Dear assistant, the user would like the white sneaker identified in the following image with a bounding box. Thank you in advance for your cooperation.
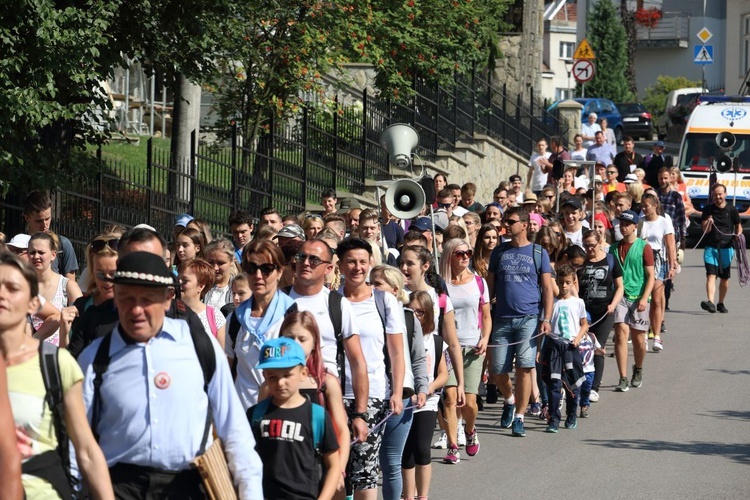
[457,423,466,447]
[589,390,600,403]
[432,432,447,449]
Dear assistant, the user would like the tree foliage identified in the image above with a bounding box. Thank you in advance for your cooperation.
[0,0,118,190]
[579,0,633,102]
[643,75,702,118]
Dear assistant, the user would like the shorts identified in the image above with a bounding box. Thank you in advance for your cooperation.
[613,297,650,332]
[447,347,484,394]
[653,250,668,281]
[344,398,387,491]
[704,246,734,280]
[489,315,539,374]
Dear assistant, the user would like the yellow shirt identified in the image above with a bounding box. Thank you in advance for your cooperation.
[8,348,83,499]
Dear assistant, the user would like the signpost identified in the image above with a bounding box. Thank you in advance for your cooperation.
[572,39,596,98]
[695,27,714,88]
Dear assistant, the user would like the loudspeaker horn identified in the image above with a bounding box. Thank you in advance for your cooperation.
[716,131,736,150]
[716,155,733,173]
[380,124,419,169]
[384,179,426,220]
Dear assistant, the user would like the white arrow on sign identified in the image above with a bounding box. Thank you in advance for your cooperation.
[572,59,595,83]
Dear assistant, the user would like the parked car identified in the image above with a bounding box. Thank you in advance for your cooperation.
[616,102,653,140]
[547,98,624,144]
[655,87,707,140]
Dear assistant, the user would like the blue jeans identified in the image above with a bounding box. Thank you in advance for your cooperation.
[580,372,595,406]
[490,315,539,373]
[378,398,413,500]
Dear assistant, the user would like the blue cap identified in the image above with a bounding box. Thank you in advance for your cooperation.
[411,216,445,233]
[617,210,640,225]
[653,141,665,148]
[175,213,194,227]
[257,338,306,369]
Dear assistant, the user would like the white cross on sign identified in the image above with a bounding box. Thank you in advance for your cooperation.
[572,59,595,83]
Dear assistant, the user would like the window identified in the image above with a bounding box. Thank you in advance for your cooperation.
[559,42,575,60]
[744,15,750,75]
[556,88,573,101]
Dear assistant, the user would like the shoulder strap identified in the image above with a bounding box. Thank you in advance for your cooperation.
[311,402,326,452]
[91,332,114,442]
[187,317,217,455]
[206,306,218,336]
[39,342,71,478]
[61,276,69,305]
[438,293,447,311]
[404,309,415,352]
[475,275,485,303]
[327,291,345,391]
[250,398,272,437]
[433,334,444,380]
[228,312,241,379]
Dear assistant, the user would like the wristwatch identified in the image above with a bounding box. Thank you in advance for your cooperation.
[542,318,551,323]
[350,411,368,420]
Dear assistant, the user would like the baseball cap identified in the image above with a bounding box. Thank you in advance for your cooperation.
[593,175,603,183]
[257,337,306,369]
[175,213,194,227]
[562,197,583,211]
[624,173,639,184]
[617,210,640,225]
[7,234,30,250]
[653,141,665,148]
[411,216,445,233]
[110,251,174,287]
[277,224,305,240]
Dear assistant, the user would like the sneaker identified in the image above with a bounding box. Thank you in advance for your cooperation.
[545,420,559,433]
[589,390,600,403]
[717,303,729,313]
[432,432,447,449]
[500,402,515,428]
[580,405,590,418]
[511,418,526,437]
[631,365,643,388]
[485,384,498,404]
[647,329,655,340]
[661,321,667,332]
[530,402,542,416]
[539,404,549,421]
[457,422,466,447]
[443,446,460,464]
[565,414,578,429]
[465,428,480,456]
[652,338,663,352]
[615,377,629,392]
[701,300,717,313]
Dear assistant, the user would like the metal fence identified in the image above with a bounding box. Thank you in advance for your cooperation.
[1,70,563,261]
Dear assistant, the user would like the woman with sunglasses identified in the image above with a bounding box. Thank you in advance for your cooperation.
[227,239,295,409]
[439,238,490,463]
[177,258,226,348]
[28,233,82,347]
[302,214,324,240]
[472,223,499,280]
[578,229,624,406]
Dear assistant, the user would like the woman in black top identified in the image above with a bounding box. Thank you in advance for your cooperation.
[578,229,624,399]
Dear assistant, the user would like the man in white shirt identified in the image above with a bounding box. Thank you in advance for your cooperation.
[528,138,552,194]
[581,112,602,148]
[289,239,370,442]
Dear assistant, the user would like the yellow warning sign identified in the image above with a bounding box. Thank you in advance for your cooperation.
[573,38,596,60]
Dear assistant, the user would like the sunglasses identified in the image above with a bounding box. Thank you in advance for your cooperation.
[607,171,618,175]
[544,195,555,199]
[95,272,115,281]
[504,219,521,226]
[294,252,331,267]
[90,238,119,253]
[9,247,27,255]
[453,249,473,259]
[305,214,323,220]
[245,262,279,277]
[438,202,452,209]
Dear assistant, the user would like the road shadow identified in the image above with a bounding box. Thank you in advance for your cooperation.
[584,438,750,465]
[699,409,750,422]
[706,368,750,376]
[664,309,709,316]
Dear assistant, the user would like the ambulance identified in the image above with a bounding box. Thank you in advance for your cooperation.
[677,96,750,240]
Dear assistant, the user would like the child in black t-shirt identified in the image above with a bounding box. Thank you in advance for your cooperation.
[249,337,340,500]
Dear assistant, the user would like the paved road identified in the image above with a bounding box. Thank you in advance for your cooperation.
[427,248,750,499]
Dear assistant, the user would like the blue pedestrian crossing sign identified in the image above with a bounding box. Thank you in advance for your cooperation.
[694,45,713,65]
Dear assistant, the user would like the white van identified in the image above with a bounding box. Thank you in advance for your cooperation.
[678,96,750,240]
[656,87,707,139]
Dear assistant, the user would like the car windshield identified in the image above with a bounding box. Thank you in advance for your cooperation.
[679,133,750,172]
[617,103,643,113]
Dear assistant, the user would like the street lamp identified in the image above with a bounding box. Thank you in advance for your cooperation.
[564,59,574,99]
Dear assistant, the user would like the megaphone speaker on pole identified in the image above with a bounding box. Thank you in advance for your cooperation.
[716,131,736,150]
[380,124,419,170]
[384,179,426,220]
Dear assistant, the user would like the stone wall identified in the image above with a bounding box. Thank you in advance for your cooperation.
[492,0,544,99]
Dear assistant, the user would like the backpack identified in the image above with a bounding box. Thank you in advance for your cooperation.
[90,314,217,456]
[21,342,77,499]
[250,398,326,453]
[373,290,417,398]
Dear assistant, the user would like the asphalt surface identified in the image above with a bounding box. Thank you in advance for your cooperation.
[427,248,750,499]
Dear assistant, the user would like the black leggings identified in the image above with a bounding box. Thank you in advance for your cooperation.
[588,309,614,393]
[402,410,437,468]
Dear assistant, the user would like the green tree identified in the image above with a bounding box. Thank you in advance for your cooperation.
[579,0,632,102]
[643,75,702,118]
[0,0,119,191]
[620,0,638,97]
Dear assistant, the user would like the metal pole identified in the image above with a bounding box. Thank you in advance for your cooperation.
[161,79,167,138]
[429,205,439,270]
[149,74,155,136]
[124,64,130,134]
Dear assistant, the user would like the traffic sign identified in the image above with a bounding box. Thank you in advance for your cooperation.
[573,39,596,60]
[694,45,714,65]
[572,59,595,83]
[697,27,713,44]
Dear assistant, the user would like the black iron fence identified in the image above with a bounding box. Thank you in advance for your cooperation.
[1,70,564,261]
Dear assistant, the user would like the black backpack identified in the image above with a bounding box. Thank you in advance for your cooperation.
[20,342,77,499]
[90,309,217,456]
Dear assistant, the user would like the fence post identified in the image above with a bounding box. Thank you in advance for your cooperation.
[231,122,238,211]
[471,66,476,138]
[361,88,368,185]
[146,138,153,226]
[502,83,507,141]
[97,146,103,233]
[189,130,197,215]
[515,93,522,151]
[333,95,339,187]
[300,109,307,211]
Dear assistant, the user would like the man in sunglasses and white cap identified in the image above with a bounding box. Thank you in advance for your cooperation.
[77,251,263,498]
